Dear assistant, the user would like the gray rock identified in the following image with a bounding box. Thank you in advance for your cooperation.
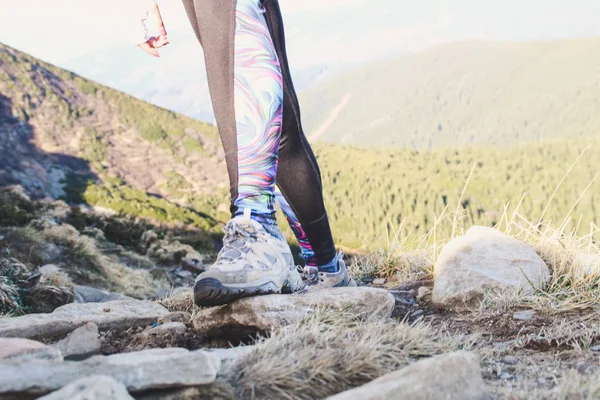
[388,289,416,307]
[52,322,101,361]
[74,285,131,303]
[38,376,133,400]
[0,348,220,396]
[192,287,395,341]
[372,278,386,286]
[0,300,169,340]
[326,351,486,400]
[513,310,536,321]
[38,243,63,264]
[206,346,255,364]
[181,251,206,274]
[433,226,550,311]
[0,338,62,362]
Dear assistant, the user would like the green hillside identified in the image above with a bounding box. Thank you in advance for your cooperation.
[300,38,600,149]
[0,42,229,232]
[316,140,599,250]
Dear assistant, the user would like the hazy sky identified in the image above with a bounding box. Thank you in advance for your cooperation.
[2,0,600,121]
[2,0,600,67]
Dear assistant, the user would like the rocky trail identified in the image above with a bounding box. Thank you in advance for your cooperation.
[1,187,600,399]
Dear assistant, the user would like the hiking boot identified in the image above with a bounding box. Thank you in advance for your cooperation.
[303,252,357,292]
[194,212,304,307]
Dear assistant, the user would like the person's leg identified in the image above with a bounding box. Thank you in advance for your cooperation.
[184,0,303,306]
[262,0,347,273]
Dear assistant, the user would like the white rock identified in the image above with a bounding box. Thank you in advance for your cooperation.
[192,287,395,340]
[0,348,220,396]
[0,300,169,340]
[326,351,485,400]
[38,376,133,400]
[433,226,550,311]
[53,322,101,360]
[0,338,62,362]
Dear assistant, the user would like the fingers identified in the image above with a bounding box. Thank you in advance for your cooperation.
[138,42,160,57]
[148,35,169,49]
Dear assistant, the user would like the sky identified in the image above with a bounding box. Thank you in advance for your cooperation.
[2,0,600,120]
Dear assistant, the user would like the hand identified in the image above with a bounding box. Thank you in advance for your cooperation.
[138,0,169,57]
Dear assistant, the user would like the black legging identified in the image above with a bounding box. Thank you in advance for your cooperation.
[182,0,336,266]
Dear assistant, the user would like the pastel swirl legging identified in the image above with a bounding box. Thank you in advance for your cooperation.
[183,0,335,266]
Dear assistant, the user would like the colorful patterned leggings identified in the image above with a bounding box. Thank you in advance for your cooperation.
[233,0,315,264]
[182,0,335,267]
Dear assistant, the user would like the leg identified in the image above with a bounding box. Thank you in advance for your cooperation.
[185,0,303,306]
[262,0,338,268]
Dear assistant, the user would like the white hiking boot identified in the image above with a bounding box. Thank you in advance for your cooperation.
[194,211,304,307]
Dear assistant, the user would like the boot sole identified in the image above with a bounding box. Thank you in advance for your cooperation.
[194,275,300,307]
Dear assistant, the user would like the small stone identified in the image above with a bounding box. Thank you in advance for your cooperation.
[52,322,100,361]
[433,226,550,311]
[388,290,416,307]
[416,286,432,302]
[326,351,485,400]
[192,287,395,341]
[74,285,131,304]
[372,278,386,286]
[38,375,133,400]
[503,356,518,365]
[589,345,600,352]
[513,310,536,321]
[0,338,62,362]
[499,371,513,380]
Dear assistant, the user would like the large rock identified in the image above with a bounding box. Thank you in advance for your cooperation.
[0,348,220,396]
[52,322,101,360]
[38,376,133,400]
[326,351,485,400]
[433,226,550,311]
[0,338,62,362]
[193,287,395,340]
[0,300,169,340]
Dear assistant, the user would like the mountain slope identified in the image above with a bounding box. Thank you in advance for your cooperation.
[0,42,228,229]
[300,37,600,148]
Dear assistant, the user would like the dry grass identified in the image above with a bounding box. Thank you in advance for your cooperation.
[157,288,199,315]
[355,148,600,317]
[228,309,467,400]
[0,276,20,315]
[38,224,164,299]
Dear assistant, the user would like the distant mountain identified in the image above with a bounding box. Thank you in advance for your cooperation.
[65,44,331,123]
[300,37,600,149]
